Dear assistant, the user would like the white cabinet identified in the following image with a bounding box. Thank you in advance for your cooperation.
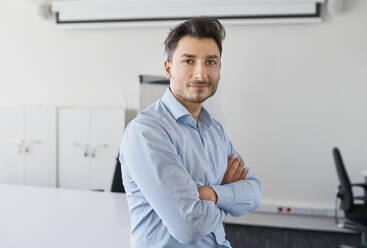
[0,107,57,187]
[58,108,125,192]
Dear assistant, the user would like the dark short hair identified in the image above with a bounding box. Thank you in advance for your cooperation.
[164,17,226,61]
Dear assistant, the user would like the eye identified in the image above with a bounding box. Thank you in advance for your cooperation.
[183,59,193,64]
[207,60,217,65]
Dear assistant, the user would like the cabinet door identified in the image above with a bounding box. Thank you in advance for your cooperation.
[0,108,25,185]
[90,109,125,192]
[24,107,57,187]
[59,108,90,190]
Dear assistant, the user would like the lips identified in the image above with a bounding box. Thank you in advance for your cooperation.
[189,84,210,89]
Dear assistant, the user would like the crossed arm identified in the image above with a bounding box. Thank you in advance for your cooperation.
[198,154,248,203]
[199,153,262,217]
[205,121,263,217]
[121,120,262,244]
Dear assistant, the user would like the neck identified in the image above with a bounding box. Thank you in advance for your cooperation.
[171,90,201,120]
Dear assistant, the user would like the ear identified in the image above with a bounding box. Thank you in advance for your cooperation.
[164,60,172,79]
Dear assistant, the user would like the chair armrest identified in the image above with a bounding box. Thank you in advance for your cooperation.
[352,183,367,189]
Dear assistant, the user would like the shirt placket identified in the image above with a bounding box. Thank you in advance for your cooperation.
[198,123,217,185]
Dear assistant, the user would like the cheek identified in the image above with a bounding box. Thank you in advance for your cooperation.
[173,67,192,82]
[209,70,220,83]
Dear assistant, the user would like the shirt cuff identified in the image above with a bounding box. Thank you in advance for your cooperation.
[211,184,234,210]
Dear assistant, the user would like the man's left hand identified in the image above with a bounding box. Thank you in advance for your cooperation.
[198,186,218,203]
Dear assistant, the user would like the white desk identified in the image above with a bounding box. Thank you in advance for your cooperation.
[0,185,131,248]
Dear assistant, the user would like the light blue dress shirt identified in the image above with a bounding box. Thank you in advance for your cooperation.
[120,88,262,248]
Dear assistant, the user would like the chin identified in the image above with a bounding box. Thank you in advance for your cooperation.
[188,95,210,104]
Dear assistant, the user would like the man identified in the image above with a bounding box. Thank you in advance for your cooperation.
[120,17,262,248]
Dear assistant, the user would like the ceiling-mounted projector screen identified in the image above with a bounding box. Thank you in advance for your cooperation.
[51,0,325,27]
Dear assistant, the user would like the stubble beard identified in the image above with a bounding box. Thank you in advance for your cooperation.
[172,78,218,104]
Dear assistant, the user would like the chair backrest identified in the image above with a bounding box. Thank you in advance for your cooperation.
[111,153,125,193]
[333,147,353,211]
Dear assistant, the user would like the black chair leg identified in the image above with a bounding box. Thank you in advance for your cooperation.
[362,232,367,248]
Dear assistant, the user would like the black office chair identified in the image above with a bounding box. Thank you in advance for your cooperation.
[111,153,125,193]
[333,147,367,247]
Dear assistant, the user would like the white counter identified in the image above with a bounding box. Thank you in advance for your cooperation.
[0,185,131,248]
[225,212,351,233]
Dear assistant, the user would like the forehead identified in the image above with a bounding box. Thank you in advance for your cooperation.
[173,35,220,59]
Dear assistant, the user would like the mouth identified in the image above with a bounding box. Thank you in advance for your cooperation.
[189,84,210,90]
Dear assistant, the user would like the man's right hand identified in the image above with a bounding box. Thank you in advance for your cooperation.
[221,154,247,185]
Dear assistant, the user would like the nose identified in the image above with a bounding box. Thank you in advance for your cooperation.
[193,61,208,81]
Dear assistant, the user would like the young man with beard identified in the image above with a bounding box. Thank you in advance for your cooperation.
[120,17,262,248]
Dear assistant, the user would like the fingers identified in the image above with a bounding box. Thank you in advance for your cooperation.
[227,154,236,168]
[228,157,241,178]
[223,155,246,185]
[234,161,244,180]
[239,167,248,180]
[224,154,236,176]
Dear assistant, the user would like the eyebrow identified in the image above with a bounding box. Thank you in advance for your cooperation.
[181,53,219,59]
[206,55,219,59]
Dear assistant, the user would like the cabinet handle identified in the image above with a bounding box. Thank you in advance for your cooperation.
[29,139,42,144]
[74,142,90,147]
[74,142,82,147]
[10,139,24,145]
[74,142,91,158]
[21,140,43,154]
[91,143,109,148]
[89,144,108,158]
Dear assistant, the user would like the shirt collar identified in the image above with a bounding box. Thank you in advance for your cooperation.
[161,88,213,128]
[197,106,212,129]
[161,88,190,120]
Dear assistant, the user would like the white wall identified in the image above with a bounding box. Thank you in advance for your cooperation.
[1,0,367,209]
[1,0,167,108]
